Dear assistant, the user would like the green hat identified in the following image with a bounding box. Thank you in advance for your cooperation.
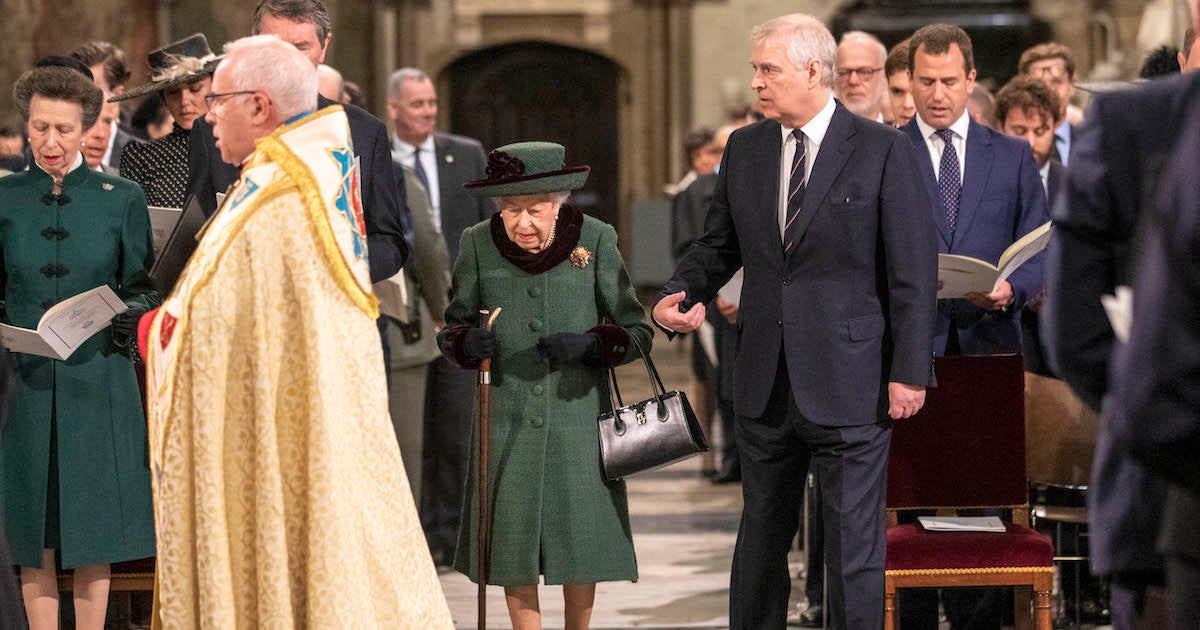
[464,141,589,197]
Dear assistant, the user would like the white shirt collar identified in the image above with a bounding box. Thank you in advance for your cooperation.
[780,95,837,146]
[915,109,971,142]
[393,134,435,156]
[68,152,84,173]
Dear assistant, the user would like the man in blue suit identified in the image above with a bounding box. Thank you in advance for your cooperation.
[900,24,1048,358]
[654,13,937,629]
[897,24,1048,630]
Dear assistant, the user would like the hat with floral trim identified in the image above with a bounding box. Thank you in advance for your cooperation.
[464,141,589,197]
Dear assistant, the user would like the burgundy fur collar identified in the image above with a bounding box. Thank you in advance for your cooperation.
[489,205,584,275]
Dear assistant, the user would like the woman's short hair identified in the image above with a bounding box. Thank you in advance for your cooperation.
[13,65,104,130]
[750,14,837,88]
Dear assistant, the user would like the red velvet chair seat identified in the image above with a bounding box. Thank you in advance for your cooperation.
[887,523,1053,571]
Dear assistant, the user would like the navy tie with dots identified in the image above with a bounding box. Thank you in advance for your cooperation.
[935,128,961,234]
[782,129,807,253]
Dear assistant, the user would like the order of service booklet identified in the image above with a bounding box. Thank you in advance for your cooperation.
[0,285,128,360]
[147,205,184,259]
[918,516,1007,533]
[937,221,1053,300]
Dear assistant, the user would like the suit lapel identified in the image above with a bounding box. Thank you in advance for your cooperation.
[434,133,454,212]
[954,119,994,246]
[786,104,854,260]
[756,121,783,255]
[901,119,951,249]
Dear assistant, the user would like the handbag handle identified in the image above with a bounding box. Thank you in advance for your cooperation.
[605,332,667,412]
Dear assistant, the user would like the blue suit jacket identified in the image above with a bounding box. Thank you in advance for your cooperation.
[900,117,1049,355]
[662,102,938,424]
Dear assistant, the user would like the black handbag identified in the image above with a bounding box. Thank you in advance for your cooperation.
[597,335,709,480]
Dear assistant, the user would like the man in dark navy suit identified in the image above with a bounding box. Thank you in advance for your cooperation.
[900,24,1048,359]
[1116,105,1200,628]
[186,0,407,283]
[897,24,1048,629]
[654,13,937,629]
[1043,67,1200,628]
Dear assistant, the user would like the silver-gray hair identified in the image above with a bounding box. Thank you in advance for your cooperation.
[839,30,888,67]
[222,35,317,120]
[492,191,570,208]
[751,14,837,88]
[387,67,431,100]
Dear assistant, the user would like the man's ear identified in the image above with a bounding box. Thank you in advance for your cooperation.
[317,33,332,65]
[250,93,273,125]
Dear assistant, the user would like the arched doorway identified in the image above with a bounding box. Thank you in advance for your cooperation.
[446,42,622,229]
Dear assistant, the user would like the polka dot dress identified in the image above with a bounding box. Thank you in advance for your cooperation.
[119,124,191,209]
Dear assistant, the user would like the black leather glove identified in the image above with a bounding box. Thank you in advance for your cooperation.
[463,328,500,360]
[110,307,147,358]
[537,332,602,371]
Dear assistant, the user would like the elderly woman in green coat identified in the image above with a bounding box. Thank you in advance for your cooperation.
[439,142,652,629]
[0,58,157,630]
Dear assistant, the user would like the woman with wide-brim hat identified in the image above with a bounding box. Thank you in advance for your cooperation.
[111,33,219,208]
[438,142,653,629]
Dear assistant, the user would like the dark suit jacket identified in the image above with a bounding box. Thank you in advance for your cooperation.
[1043,73,1200,576]
[429,132,491,265]
[671,172,716,263]
[662,102,938,425]
[1116,107,1200,562]
[901,117,1049,356]
[106,127,138,171]
[186,95,407,282]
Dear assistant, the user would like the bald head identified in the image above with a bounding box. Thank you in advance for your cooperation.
[317,64,345,102]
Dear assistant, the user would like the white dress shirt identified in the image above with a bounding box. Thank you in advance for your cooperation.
[777,95,837,239]
[1038,161,1050,196]
[915,110,970,186]
[1054,119,1071,167]
[392,134,442,228]
[101,120,117,168]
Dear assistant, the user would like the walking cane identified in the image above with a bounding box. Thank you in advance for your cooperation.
[477,307,501,630]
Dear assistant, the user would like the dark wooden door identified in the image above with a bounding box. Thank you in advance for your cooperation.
[448,42,621,229]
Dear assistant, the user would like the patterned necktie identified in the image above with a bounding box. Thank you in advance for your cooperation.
[782,129,807,252]
[935,128,961,234]
[412,146,432,202]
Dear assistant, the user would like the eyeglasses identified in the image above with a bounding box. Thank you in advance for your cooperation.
[835,66,882,80]
[204,90,258,110]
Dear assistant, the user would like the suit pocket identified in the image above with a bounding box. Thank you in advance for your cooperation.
[827,192,870,214]
[845,314,885,341]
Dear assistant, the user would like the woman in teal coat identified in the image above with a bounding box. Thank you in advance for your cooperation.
[0,59,157,630]
[439,142,652,629]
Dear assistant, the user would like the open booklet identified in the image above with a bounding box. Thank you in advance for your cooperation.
[918,516,1006,533]
[0,286,128,360]
[937,221,1053,299]
[148,205,183,259]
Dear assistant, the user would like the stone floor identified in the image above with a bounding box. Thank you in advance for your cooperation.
[439,339,808,629]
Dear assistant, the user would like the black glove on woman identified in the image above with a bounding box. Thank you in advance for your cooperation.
[537,332,602,371]
[463,328,500,360]
[110,307,147,359]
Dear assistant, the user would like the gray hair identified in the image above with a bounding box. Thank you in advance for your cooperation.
[387,67,431,100]
[222,35,317,120]
[751,14,837,88]
[492,191,570,208]
[839,30,887,67]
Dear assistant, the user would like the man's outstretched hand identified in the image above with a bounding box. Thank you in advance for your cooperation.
[652,291,706,333]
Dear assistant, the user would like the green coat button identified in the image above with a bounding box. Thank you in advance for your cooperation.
[529,286,541,298]
[532,416,544,427]
[529,320,542,332]
[532,385,544,396]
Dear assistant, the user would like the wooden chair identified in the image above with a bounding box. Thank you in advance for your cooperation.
[884,355,1053,630]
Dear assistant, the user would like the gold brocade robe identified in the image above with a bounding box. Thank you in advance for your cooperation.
[144,107,453,628]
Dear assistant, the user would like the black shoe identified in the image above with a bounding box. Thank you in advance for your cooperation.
[798,604,823,627]
[711,469,741,484]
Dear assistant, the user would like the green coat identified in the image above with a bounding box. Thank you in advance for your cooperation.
[0,162,158,569]
[439,214,652,586]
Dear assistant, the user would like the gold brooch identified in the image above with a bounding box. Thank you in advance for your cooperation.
[101,183,114,191]
[570,246,592,269]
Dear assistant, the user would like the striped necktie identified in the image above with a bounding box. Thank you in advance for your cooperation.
[782,129,806,253]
